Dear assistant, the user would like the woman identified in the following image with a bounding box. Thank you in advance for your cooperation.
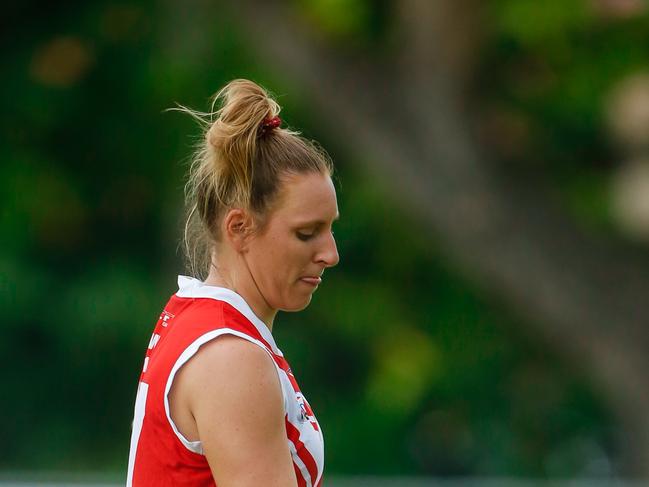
[127,79,339,487]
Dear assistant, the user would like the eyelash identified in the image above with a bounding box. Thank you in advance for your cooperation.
[296,230,335,242]
[296,231,314,241]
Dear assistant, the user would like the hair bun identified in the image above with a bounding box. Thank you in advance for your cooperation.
[207,79,280,150]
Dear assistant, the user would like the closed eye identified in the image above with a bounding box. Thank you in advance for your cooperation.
[296,231,314,242]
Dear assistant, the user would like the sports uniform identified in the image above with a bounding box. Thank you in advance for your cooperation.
[127,276,324,487]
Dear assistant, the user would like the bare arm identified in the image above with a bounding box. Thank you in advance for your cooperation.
[172,335,297,487]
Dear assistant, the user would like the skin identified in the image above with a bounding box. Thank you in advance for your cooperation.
[169,171,339,487]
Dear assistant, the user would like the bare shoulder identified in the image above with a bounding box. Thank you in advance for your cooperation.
[170,334,284,433]
[188,334,276,373]
[181,334,283,406]
[177,334,295,485]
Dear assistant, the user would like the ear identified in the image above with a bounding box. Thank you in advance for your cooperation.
[222,208,254,252]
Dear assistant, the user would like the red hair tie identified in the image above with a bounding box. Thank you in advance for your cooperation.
[261,116,281,131]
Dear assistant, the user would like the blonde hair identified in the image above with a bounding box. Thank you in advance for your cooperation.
[177,79,333,278]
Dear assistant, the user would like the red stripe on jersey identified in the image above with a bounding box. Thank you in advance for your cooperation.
[286,418,318,486]
[293,463,307,487]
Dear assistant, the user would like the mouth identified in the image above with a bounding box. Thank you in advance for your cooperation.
[300,276,322,287]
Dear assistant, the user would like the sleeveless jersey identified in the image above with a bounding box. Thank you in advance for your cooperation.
[127,276,324,487]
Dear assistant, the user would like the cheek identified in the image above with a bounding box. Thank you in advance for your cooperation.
[251,233,313,296]
[274,247,310,296]
[253,236,296,285]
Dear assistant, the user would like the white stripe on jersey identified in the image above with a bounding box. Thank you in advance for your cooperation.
[126,382,149,487]
[288,438,313,487]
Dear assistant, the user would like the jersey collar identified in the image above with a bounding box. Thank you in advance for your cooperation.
[175,275,283,356]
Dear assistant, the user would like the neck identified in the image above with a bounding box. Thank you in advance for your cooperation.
[204,261,277,332]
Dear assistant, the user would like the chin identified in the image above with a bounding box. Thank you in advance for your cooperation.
[280,295,313,313]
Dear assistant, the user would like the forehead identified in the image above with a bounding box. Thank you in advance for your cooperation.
[272,172,338,223]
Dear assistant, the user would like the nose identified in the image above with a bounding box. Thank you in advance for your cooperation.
[316,231,339,268]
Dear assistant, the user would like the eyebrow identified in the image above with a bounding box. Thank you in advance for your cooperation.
[295,214,340,227]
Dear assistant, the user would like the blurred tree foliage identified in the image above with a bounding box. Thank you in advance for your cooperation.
[479,0,649,232]
[3,0,647,478]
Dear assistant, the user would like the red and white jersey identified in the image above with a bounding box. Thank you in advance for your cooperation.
[127,276,324,487]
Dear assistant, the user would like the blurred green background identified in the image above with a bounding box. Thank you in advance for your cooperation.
[3,0,649,482]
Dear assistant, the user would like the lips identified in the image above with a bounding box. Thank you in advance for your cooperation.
[300,276,322,286]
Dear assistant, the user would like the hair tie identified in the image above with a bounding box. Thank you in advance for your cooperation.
[261,116,281,132]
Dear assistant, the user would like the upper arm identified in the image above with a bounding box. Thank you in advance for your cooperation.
[179,335,297,487]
